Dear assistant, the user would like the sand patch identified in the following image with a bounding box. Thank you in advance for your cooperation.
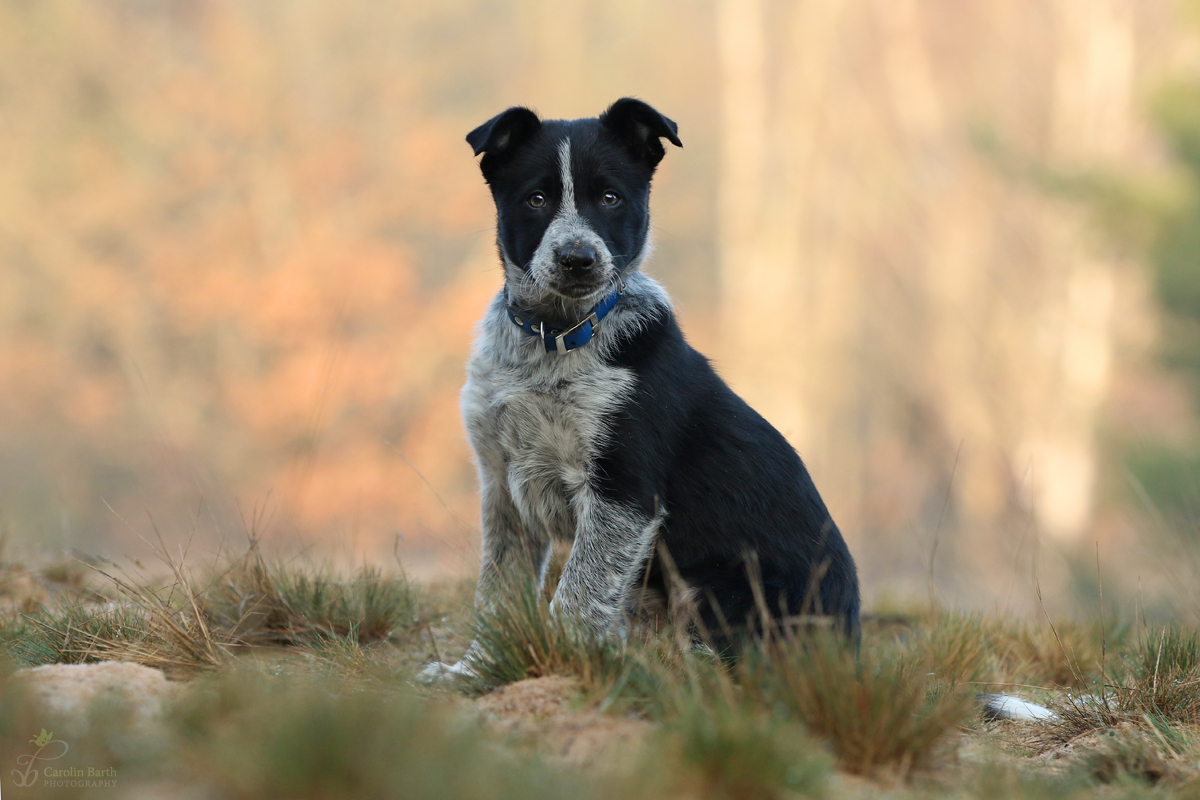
[475,676,650,767]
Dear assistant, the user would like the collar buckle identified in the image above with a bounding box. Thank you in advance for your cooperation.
[509,278,624,355]
[550,311,602,355]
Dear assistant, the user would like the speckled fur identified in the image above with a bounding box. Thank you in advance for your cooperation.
[464,270,669,629]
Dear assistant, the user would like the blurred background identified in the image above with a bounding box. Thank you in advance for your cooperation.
[5,0,1200,618]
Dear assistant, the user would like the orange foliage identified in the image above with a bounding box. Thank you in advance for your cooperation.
[0,1,523,570]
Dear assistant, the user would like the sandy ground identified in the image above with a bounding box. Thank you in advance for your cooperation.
[474,675,650,767]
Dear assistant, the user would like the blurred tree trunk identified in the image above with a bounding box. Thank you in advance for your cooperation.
[1015,0,1133,540]
[716,0,1151,603]
[716,0,847,449]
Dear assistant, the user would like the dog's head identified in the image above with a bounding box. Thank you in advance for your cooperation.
[467,98,681,319]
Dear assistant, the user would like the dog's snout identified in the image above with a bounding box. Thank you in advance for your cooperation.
[556,243,597,271]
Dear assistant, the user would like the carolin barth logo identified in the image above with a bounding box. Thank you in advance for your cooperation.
[11,729,118,789]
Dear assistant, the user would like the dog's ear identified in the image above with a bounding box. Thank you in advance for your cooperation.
[466,107,542,174]
[599,98,682,170]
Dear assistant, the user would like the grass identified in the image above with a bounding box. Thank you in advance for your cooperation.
[202,538,419,648]
[462,583,978,779]
[459,580,639,696]
[6,562,224,675]
[7,601,160,667]
[1033,625,1200,761]
[659,693,832,799]
[0,664,604,800]
[1074,729,1182,786]
[1123,627,1200,720]
[169,672,596,800]
[4,545,1200,798]
[915,612,1106,690]
[739,632,976,778]
[1,537,420,676]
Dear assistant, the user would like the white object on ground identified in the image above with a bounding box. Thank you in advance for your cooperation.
[977,692,1057,721]
[419,659,477,684]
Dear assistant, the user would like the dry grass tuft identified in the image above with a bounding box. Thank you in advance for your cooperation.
[7,555,226,675]
[1,538,418,675]
[917,612,1104,690]
[9,602,159,667]
[1074,727,1186,786]
[460,581,638,697]
[660,689,832,800]
[1036,626,1200,752]
[202,538,417,648]
[744,632,976,778]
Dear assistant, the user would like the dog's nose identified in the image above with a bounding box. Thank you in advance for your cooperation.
[556,244,597,271]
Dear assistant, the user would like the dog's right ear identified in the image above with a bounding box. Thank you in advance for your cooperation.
[466,107,542,175]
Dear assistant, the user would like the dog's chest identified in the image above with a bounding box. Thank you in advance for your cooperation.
[465,339,635,537]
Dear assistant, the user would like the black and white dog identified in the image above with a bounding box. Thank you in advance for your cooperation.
[424,99,859,679]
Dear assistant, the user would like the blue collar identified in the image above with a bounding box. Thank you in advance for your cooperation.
[507,281,624,354]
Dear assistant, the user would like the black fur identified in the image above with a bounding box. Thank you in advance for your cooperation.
[601,305,860,643]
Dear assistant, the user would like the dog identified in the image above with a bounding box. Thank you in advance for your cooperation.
[422,98,860,681]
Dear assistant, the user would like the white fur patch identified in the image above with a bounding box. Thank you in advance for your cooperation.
[558,138,576,213]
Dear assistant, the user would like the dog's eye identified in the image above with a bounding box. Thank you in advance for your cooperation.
[601,191,621,207]
[527,192,547,209]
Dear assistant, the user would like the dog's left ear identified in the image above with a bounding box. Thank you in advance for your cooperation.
[600,98,682,171]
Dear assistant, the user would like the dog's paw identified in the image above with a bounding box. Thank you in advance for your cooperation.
[418,659,477,685]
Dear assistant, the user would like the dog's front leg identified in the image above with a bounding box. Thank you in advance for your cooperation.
[474,474,552,611]
[551,493,658,634]
[421,472,549,683]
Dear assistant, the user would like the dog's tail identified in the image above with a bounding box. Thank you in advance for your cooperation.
[976,693,1056,721]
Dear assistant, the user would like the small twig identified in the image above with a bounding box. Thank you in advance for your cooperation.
[1139,574,1148,632]
[1152,627,1166,696]
[627,494,664,631]
[928,440,963,612]
[1034,567,1086,688]
[424,620,443,667]
[1003,459,1035,610]
[1097,542,1107,711]
[743,550,774,643]
[965,680,1057,692]
[381,437,477,544]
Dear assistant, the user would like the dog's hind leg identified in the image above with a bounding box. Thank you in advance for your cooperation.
[550,493,660,634]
